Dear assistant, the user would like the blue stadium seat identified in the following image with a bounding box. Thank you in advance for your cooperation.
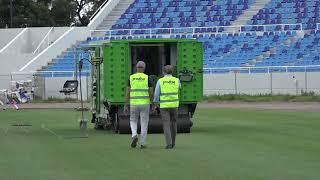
[43,0,320,74]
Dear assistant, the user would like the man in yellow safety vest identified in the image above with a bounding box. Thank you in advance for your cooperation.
[153,65,181,149]
[124,61,153,149]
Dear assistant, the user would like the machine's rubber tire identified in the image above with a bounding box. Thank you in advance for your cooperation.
[91,114,96,123]
[94,121,104,130]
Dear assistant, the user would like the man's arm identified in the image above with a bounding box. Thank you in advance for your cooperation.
[148,77,154,102]
[125,86,130,106]
[153,80,160,103]
[148,87,154,103]
[125,79,131,106]
[124,86,130,114]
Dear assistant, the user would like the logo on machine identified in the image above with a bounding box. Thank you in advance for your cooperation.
[163,80,176,85]
[133,77,145,81]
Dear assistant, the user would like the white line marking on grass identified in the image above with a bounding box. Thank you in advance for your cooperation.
[4,127,9,135]
[21,127,29,135]
[41,124,63,139]
[1,127,9,135]
[63,133,89,139]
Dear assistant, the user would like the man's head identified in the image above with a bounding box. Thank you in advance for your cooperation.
[136,61,146,73]
[163,65,173,75]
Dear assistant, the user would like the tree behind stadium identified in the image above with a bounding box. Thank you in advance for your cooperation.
[0,0,106,28]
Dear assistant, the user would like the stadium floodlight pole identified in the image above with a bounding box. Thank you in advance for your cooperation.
[10,0,13,28]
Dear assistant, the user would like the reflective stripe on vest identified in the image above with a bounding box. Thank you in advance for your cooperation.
[159,76,179,108]
[130,73,150,105]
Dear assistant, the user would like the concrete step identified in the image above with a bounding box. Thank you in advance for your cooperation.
[91,32,108,37]
[101,15,118,19]
[100,21,117,25]
[38,0,129,72]
[250,32,305,67]
[99,21,114,24]
[95,0,135,34]
[225,0,272,32]
[95,26,113,31]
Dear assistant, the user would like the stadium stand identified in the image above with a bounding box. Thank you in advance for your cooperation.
[200,31,296,67]
[43,45,91,76]
[41,0,320,74]
[247,0,320,30]
[111,0,255,30]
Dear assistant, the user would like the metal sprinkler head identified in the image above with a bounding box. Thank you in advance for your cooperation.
[79,119,88,130]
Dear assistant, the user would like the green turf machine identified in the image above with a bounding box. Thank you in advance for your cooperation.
[87,39,203,134]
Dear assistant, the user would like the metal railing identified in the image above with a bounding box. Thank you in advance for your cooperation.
[89,0,110,22]
[204,66,320,95]
[1,71,91,100]
[33,27,54,54]
[90,23,303,38]
[11,71,90,78]
[316,23,320,30]
[203,65,320,74]
[13,66,320,77]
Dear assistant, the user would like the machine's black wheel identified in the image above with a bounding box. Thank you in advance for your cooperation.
[94,125,104,130]
[91,114,96,123]
[94,120,104,130]
[113,113,119,133]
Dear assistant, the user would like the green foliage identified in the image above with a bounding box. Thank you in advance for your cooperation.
[51,0,77,26]
[0,0,107,28]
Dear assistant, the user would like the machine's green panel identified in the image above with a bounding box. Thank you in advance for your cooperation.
[177,40,203,102]
[103,42,129,103]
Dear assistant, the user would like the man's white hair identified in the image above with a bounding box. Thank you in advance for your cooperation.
[136,61,146,69]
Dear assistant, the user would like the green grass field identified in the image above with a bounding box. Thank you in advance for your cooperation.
[0,108,320,180]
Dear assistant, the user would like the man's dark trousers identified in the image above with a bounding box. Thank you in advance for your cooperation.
[160,108,178,146]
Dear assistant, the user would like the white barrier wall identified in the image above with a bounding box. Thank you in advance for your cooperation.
[3,28,49,54]
[0,54,37,74]
[0,27,74,75]
[43,72,320,100]
[19,0,123,72]
[44,77,89,101]
[32,27,71,53]
[19,27,89,72]
[204,73,236,94]
[0,0,124,91]
[2,71,320,100]
[0,71,89,101]
[237,73,271,94]
[0,28,24,49]
[307,72,320,93]
[0,75,10,90]
[0,27,71,54]
[204,72,320,95]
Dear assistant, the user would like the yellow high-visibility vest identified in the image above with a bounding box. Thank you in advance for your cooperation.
[130,73,150,105]
[159,76,179,108]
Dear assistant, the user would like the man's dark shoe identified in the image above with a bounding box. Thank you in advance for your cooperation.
[165,145,173,149]
[172,144,175,148]
[140,145,147,149]
[131,135,138,148]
